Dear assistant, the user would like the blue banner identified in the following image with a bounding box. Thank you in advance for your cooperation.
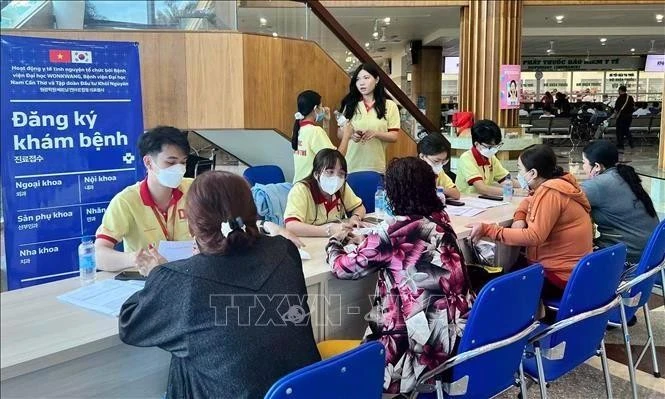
[1,35,143,290]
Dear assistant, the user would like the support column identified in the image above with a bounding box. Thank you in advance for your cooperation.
[411,46,443,130]
[459,0,522,128]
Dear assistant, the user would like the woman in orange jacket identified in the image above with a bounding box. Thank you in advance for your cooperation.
[468,144,593,298]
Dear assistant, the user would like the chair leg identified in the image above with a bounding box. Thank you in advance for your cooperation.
[619,302,639,399]
[599,339,614,399]
[534,345,548,399]
[519,360,528,399]
[435,380,444,399]
[642,303,661,378]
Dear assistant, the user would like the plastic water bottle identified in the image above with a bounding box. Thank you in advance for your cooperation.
[78,237,96,285]
[436,187,446,204]
[374,187,386,218]
[502,179,514,202]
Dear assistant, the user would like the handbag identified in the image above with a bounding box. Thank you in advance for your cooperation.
[464,238,503,292]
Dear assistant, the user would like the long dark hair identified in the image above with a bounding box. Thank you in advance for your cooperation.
[583,141,656,218]
[292,90,322,151]
[519,144,565,179]
[385,157,444,217]
[339,63,389,121]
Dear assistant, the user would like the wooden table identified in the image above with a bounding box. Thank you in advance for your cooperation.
[1,197,520,398]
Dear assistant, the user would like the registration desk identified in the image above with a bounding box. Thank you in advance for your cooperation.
[1,199,519,398]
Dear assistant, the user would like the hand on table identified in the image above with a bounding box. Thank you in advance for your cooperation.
[330,223,352,241]
[264,221,305,248]
[135,245,167,276]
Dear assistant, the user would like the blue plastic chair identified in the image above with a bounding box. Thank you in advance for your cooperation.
[411,264,545,398]
[243,165,286,187]
[606,220,665,397]
[523,244,627,399]
[346,172,382,213]
[264,341,385,399]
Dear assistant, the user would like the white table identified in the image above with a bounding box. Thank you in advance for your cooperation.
[1,198,520,398]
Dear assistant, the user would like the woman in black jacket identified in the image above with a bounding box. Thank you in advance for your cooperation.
[119,171,320,399]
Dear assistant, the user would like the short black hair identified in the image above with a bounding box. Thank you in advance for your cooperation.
[471,119,502,146]
[417,133,451,156]
[618,85,627,93]
[138,126,190,157]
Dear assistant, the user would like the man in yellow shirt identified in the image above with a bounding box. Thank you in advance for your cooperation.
[95,126,192,271]
[455,120,511,196]
[417,133,461,199]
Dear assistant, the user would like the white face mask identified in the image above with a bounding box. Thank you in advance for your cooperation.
[478,145,499,159]
[153,162,186,188]
[318,175,344,195]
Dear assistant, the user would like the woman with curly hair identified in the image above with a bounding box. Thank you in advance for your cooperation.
[325,157,474,394]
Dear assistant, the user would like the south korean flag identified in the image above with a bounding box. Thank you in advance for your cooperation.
[71,50,92,64]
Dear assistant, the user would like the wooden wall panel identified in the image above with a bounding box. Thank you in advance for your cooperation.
[411,46,443,130]
[185,33,244,129]
[459,0,521,128]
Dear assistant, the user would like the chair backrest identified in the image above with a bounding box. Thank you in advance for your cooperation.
[529,117,552,133]
[346,172,382,213]
[549,117,572,133]
[631,115,652,127]
[448,264,544,398]
[609,220,665,322]
[649,115,661,133]
[243,165,286,187]
[545,244,626,380]
[264,341,385,399]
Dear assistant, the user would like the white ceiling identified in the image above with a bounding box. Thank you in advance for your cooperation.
[237,4,665,68]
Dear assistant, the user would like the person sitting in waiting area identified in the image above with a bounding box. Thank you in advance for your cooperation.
[326,157,474,394]
[119,171,320,399]
[95,126,193,271]
[417,132,461,199]
[455,119,512,196]
[633,102,651,117]
[468,144,593,299]
[581,141,659,268]
[284,148,366,237]
[539,106,556,118]
[519,103,530,117]
[649,101,661,115]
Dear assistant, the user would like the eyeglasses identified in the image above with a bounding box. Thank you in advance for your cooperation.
[479,143,503,151]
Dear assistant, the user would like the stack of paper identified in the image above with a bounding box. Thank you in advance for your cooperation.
[58,279,145,317]
[446,206,485,217]
[461,197,510,209]
[158,240,194,262]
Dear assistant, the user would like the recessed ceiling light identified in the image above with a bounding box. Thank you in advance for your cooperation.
[555,15,564,23]
[259,17,267,26]
[364,42,370,48]
[657,14,664,22]
[383,17,391,24]
[272,32,278,37]
[630,48,635,52]
[372,31,379,39]
[600,38,607,43]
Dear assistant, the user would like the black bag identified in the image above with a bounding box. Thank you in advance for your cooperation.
[464,238,503,292]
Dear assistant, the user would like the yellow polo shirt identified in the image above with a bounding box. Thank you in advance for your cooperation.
[284,181,363,226]
[455,147,509,194]
[293,121,335,182]
[345,99,401,173]
[436,171,456,189]
[96,178,193,253]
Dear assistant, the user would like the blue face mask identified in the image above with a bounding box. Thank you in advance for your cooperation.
[517,171,532,190]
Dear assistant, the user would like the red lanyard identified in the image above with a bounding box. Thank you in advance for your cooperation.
[150,205,177,241]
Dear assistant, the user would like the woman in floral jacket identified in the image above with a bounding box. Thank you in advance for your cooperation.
[326,157,474,394]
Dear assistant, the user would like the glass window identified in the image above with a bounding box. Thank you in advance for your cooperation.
[1,0,46,28]
[85,0,200,28]
[541,71,571,95]
[638,71,664,102]
[521,72,537,102]
[571,71,604,102]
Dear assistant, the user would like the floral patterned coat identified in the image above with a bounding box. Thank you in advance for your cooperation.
[326,211,475,394]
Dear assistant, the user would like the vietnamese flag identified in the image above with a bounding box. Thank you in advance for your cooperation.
[49,49,71,63]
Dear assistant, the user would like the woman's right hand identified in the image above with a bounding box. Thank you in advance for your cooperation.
[352,130,364,142]
[329,223,351,241]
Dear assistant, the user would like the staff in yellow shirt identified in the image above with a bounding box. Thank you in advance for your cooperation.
[455,120,515,196]
[337,63,401,174]
[284,149,366,237]
[292,90,352,182]
[417,133,461,200]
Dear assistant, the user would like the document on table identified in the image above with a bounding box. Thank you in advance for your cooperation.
[58,279,146,317]
[461,197,510,209]
[158,240,194,262]
[445,206,485,217]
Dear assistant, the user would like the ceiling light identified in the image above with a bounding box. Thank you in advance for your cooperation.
[259,17,267,26]
[656,14,663,22]
[364,42,370,48]
[630,48,635,52]
[555,15,564,23]
[372,31,379,39]
[272,32,278,37]
[600,38,607,43]
[383,17,391,24]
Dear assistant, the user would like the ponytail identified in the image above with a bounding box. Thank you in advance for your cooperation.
[292,90,322,152]
[615,164,657,218]
[552,165,565,177]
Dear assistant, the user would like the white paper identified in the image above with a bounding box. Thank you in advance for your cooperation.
[446,206,485,217]
[461,197,510,209]
[158,240,194,262]
[298,249,311,260]
[58,279,145,317]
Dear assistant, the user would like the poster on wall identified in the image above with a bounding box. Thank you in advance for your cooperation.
[500,64,521,109]
[1,36,143,290]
